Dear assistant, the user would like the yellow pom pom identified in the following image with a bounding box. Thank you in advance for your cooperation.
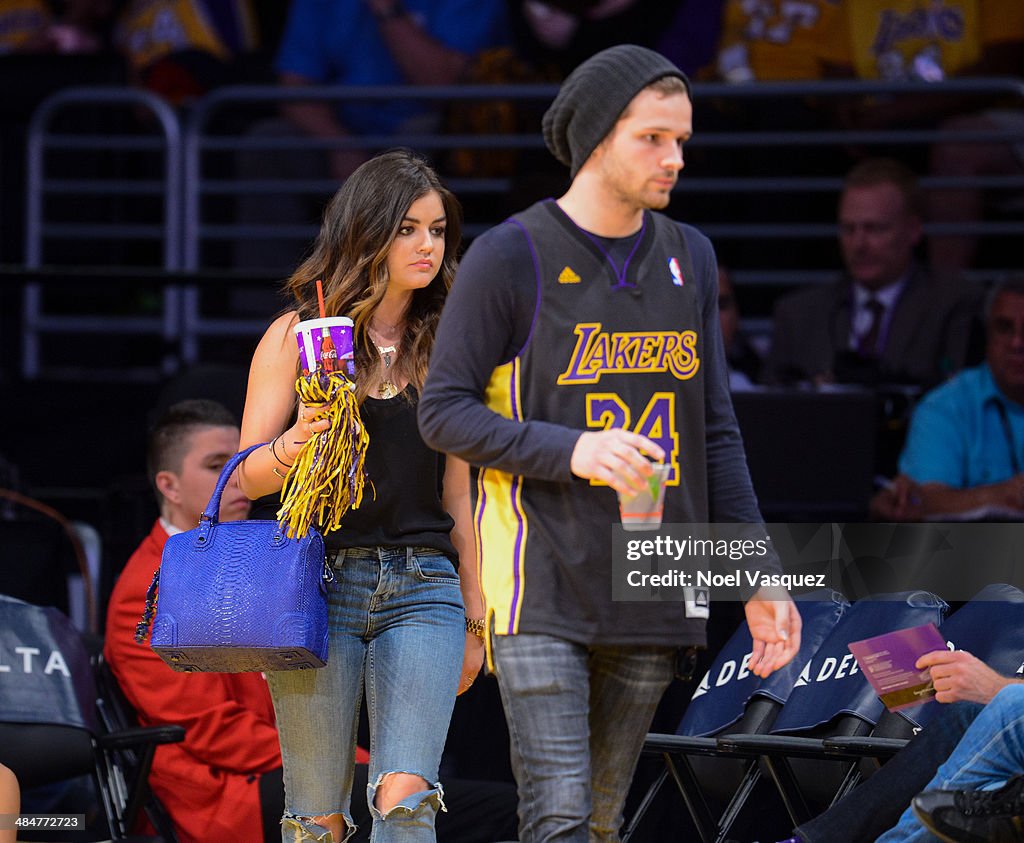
[276,372,370,539]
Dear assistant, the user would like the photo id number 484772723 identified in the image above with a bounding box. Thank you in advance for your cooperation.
[0,814,85,830]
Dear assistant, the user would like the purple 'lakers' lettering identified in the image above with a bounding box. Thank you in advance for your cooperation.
[667,332,699,378]
[655,333,679,371]
[636,336,660,369]
[588,333,612,374]
[611,335,641,370]
[557,322,700,385]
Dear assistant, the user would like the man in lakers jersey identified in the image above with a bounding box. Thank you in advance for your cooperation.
[420,44,802,842]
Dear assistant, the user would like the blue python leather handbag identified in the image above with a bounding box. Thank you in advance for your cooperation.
[137,444,331,673]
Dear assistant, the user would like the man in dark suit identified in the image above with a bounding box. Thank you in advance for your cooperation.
[766,158,977,387]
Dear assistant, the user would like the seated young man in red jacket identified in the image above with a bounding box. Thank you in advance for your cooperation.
[106,399,517,843]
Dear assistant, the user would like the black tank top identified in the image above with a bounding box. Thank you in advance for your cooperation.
[325,387,458,563]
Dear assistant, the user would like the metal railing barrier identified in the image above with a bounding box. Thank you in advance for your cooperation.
[23,87,182,379]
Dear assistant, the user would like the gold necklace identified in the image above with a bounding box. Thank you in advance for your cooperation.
[376,343,399,399]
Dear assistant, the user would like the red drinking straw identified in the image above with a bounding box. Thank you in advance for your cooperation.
[316,279,326,319]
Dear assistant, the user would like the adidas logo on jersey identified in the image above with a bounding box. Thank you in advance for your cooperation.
[558,266,581,284]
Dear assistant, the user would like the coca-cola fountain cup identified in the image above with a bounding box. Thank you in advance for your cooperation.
[293,317,355,377]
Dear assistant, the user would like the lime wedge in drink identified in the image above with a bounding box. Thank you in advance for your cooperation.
[647,472,662,500]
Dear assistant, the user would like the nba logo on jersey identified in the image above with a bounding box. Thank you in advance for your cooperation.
[668,257,684,286]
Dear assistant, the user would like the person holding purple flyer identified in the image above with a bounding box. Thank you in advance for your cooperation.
[236,149,485,843]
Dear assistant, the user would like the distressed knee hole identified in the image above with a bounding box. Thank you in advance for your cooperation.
[281,811,352,843]
[370,771,446,818]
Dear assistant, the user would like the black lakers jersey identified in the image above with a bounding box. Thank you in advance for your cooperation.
[480,201,711,645]
[422,199,767,646]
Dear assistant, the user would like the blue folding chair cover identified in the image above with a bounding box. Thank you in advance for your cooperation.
[0,593,96,732]
[680,589,849,738]
[754,590,850,706]
[770,591,947,734]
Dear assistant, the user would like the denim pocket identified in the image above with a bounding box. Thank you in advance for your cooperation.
[411,553,460,584]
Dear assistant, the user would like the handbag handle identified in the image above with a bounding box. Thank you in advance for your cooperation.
[135,442,279,644]
[200,443,265,525]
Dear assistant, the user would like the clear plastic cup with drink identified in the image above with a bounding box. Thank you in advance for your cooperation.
[618,462,671,531]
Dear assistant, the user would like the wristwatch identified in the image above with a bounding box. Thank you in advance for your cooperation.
[465,617,485,639]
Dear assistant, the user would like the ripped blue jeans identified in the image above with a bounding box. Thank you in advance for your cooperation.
[267,546,465,843]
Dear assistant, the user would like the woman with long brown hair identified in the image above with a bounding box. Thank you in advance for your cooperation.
[237,149,483,843]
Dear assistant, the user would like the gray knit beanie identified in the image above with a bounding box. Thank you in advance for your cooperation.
[542,45,691,178]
